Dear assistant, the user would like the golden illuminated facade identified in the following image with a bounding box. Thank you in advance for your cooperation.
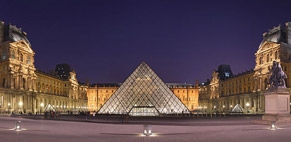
[87,82,199,112]
[168,83,199,111]
[87,83,119,112]
[199,22,291,114]
[0,21,88,114]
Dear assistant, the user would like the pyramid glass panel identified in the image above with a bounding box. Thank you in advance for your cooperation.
[98,62,190,116]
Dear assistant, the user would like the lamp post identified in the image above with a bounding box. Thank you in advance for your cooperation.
[204,106,207,117]
[246,102,250,114]
[40,103,44,114]
[19,101,23,114]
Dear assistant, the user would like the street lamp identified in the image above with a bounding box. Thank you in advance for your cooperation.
[40,103,44,107]
[246,103,250,114]
[18,102,23,106]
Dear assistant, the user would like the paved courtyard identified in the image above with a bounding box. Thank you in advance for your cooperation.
[1,116,291,142]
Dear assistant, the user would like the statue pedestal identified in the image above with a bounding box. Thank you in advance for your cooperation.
[262,88,291,122]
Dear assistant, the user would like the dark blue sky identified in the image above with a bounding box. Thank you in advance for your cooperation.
[1,0,291,84]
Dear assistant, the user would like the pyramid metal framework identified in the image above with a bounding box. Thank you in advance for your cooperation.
[98,62,190,116]
[231,104,244,113]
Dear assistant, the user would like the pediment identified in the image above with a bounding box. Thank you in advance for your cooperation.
[257,41,279,54]
[10,40,34,54]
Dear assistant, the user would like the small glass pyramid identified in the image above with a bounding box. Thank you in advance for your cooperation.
[231,104,244,113]
[98,61,190,116]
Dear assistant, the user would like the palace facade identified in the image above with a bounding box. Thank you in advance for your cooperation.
[3,20,288,115]
[199,22,291,114]
[0,21,88,114]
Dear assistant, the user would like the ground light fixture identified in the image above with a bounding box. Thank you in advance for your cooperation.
[15,121,22,131]
[270,121,277,130]
[143,125,152,136]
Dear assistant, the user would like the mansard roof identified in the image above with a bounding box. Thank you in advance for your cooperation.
[259,24,287,49]
[3,23,31,47]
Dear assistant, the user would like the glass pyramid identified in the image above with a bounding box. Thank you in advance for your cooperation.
[231,104,243,113]
[98,62,190,116]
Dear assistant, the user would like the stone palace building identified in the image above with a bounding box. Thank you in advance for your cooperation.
[199,22,291,114]
[0,21,88,114]
[2,20,289,115]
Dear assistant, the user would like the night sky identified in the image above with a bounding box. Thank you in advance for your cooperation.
[1,0,291,84]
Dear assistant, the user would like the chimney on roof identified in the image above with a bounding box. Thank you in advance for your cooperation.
[86,80,89,87]
[195,80,199,88]
[0,21,4,43]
